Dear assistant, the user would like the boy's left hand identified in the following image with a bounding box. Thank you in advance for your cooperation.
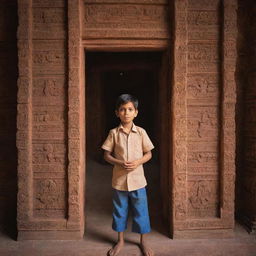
[123,160,140,171]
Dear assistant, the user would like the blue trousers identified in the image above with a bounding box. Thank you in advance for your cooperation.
[112,187,151,234]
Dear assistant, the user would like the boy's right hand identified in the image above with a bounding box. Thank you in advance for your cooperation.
[121,160,139,171]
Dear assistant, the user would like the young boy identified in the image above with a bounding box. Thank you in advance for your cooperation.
[101,94,154,256]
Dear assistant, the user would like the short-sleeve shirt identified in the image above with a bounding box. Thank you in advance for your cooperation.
[101,123,154,191]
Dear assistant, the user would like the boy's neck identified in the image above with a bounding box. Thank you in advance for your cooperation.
[121,121,133,133]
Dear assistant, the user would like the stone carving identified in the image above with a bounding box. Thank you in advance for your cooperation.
[188,152,217,164]
[187,74,218,99]
[187,107,218,139]
[188,11,219,26]
[173,0,188,226]
[33,40,66,75]
[85,5,168,23]
[32,0,65,7]
[33,78,65,106]
[33,110,65,123]
[67,0,84,228]
[83,3,169,38]
[43,79,61,96]
[34,179,66,209]
[188,166,217,175]
[33,52,64,65]
[33,9,64,23]
[188,180,214,208]
[174,174,187,220]
[33,8,66,39]
[188,43,218,61]
[188,0,219,10]
[32,143,65,164]
[197,110,217,138]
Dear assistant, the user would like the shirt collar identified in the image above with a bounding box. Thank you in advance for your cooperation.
[118,123,138,133]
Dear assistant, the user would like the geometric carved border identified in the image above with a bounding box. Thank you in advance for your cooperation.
[67,0,85,231]
[172,0,188,230]
[17,0,33,230]
[220,0,237,225]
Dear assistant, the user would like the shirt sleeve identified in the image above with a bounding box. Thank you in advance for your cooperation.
[141,129,154,153]
[101,130,114,152]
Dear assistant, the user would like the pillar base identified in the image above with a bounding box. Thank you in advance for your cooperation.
[173,229,234,239]
[17,230,84,240]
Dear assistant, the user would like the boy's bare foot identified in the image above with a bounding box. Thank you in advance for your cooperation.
[107,241,124,256]
[139,241,154,256]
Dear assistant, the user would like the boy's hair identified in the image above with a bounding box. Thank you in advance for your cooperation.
[115,94,139,110]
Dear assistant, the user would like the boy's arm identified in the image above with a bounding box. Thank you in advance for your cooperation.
[104,150,124,166]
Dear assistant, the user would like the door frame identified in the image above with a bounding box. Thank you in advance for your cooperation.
[82,46,172,236]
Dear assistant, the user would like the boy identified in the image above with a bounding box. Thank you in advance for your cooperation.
[101,94,154,256]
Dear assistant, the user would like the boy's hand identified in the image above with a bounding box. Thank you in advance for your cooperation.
[122,160,140,171]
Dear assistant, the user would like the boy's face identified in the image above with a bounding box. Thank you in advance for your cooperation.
[115,101,138,124]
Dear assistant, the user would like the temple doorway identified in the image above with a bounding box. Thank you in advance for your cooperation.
[84,51,171,238]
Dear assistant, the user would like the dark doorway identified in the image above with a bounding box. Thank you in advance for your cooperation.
[85,51,170,238]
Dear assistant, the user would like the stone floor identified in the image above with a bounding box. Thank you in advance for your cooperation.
[0,159,255,256]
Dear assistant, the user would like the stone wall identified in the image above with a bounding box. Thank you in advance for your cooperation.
[0,0,253,240]
[17,0,238,239]
[0,0,18,237]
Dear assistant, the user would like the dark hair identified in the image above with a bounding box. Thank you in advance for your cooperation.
[115,94,138,110]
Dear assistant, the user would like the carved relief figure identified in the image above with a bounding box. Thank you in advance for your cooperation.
[36,179,61,208]
[43,79,60,96]
[197,110,215,138]
[189,181,211,209]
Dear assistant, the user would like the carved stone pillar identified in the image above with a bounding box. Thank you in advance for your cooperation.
[17,0,85,240]
[172,0,237,238]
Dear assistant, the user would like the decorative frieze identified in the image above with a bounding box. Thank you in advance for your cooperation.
[83,1,169,39]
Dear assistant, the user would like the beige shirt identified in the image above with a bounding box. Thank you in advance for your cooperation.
[101,123,154,191]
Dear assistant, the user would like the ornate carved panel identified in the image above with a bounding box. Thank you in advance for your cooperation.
[32,0,68,223]
[172,0,237,237]
[17,0,84,240]
[33,8,66,39]
[83,0,169,39]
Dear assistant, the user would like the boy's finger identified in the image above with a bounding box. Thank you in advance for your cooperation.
[124,165,133,169]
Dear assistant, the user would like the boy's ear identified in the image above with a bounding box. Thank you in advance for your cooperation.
[135,109,138,117]
[115,110,119,117]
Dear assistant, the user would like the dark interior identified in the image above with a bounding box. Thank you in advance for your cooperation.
[85,51,170,235]
[85,52,165,161]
